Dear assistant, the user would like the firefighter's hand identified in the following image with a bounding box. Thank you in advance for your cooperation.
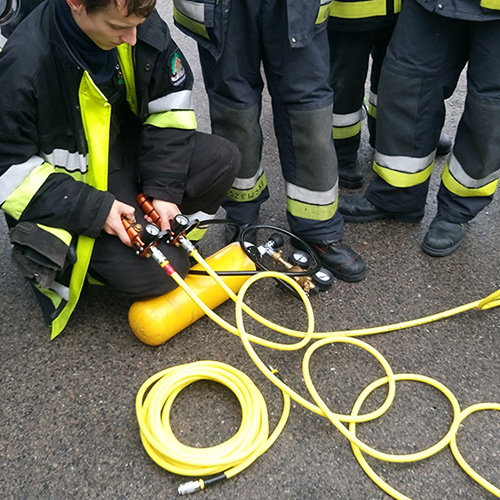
[150,199,181,231]
[104,200,136,247]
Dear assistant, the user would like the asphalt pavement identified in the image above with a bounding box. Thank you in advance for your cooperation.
[1,2,499,499]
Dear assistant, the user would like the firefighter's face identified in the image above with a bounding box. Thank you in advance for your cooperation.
[67,0,146,50]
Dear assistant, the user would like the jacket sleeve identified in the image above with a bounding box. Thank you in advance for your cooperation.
[137,33,198,204]
[0,42,114,238]
[18,174,115,239]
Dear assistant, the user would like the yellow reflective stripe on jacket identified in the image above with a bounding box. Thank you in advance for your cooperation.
[330,0,400,19]
[87,274,105,286]
[144,110,197,129]
[37,224,73,245]
[187,226,208,241]
[79,71,110,190]
[374,160,434,188]
[36,285,64,310]
[481,0,500,10]
[51,70,111,339]
[184,211,214,242]
[173,5,209,39]
[146,90,196,129]
[50,234,95,339]
[317,1,333,23]
[2,162,55,219]
[0,155,46,204]
[117,44,139,116]
[442,163,499,198]
[52,168,85,182]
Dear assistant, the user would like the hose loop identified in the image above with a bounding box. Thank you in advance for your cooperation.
[136,360,290,482]
[450,403,500,497]
[137,248,500,497]
[476,288,500,310]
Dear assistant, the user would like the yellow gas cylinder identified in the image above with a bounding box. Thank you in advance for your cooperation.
[129,242,256,346]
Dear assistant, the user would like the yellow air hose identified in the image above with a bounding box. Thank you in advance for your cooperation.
[136,245,500,497]
[136,360,291,495]
[449,403,500,498]
[347,374,462,499]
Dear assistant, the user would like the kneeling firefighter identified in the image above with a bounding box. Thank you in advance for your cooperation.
[0,0,240,339]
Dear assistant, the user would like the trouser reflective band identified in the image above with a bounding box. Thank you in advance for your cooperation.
[367,91,377,119]
[443,93,500,198]
[286,183,338,221]
[332,109,363,140]
[226,168,268,203]
[284,106,342,242]
[442,160,499,198]
[330,0,392,18]
[373,155,435,188]
[332,109,363,165]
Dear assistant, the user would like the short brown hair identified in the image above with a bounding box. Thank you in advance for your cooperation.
[83,0,156,17]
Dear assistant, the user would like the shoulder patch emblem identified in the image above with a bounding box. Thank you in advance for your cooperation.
[171,52,186,86]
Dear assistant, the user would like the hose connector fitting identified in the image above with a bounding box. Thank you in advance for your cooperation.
[178,479,203,495]
[179,235,195,253]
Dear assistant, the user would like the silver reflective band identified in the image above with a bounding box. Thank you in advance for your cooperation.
[374,151,435,174]
[286,181,338,205]
[43,149,88,173]
[333,109,363,127]
[232,164,265,190]
[186,211,215,222]
[0,156,44,204]
[173,0,205,23]
[148,90,194,114]
[448,154,500,188]
[50,281,70,302]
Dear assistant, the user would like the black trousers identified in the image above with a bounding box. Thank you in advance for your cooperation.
[366,0,500,222]
[89,131,240,299]
[197,0,344,245]
[328,22,396,165]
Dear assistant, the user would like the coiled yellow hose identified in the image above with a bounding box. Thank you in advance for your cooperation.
[136,359,290,494]
[136,246,500,497]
